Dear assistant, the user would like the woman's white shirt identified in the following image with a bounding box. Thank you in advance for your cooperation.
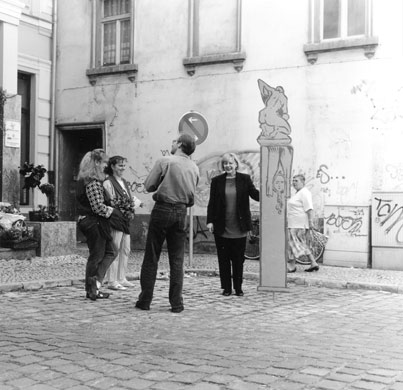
[103,178,142,209]
[287,187,313,228]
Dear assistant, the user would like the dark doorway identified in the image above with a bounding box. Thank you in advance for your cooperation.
[57,124,104,241]
[18,72,31,205]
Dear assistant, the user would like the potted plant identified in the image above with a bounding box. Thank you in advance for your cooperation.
[17,164,75,257]
[36,204,59,222]
[19,162,47,190]
[19,163,58,222]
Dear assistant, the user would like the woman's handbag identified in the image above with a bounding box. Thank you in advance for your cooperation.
[309,229,329,249]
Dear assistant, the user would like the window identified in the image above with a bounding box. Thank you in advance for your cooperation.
[102,0,131,66]
[304,0,378,64]
[322,0,365,40]
[183,0,245,76]
[86,0,137,85]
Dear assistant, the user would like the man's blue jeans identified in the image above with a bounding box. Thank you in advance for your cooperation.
[137,202,187,310]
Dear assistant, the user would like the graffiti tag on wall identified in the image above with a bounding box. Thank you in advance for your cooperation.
[325,207,365,236]
[372,194,403,245]
[324,205,369,253]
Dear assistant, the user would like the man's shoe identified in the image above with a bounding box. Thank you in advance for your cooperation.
[170,307,184,313]
[135,302,150,310]
[86,291,97,301]
[222,290,232,296]
[235,290,244,296]
[96,291,110,299]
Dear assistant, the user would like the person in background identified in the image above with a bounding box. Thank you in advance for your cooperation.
[76,148,123,300]
[286,174,319,273]
[207,152,260,297]
[135,133,199,313]
[103,155,143,291]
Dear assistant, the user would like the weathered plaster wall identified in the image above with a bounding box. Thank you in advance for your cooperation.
[56,0,403,254]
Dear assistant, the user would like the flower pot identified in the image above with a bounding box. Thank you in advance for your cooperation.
[29,211,42,222]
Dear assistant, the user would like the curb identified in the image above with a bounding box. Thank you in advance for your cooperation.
[287,274,403,294]
[0,278,82,293]
[187,269,403,295]
[1,270,403,295]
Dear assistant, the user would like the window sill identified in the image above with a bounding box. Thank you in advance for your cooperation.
[183,52,246,76]
[303,36,379,64]
[86,64,138,85]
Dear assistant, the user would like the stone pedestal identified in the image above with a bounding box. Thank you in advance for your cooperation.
[0,247,36,260]
[27,221,76,257]
[258,143,293,291]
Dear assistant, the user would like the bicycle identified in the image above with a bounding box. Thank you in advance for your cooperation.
[244,215,327,263]
[244,215,260,260]
[296,228,327,265]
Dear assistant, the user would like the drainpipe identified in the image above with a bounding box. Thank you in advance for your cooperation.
[49,0,57,186]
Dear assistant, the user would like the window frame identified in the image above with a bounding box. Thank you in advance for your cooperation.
[321,0,366,41]
[183,0,246,76]
[101,3,131,66]
[86,0,137,85]
[304,0,378,64]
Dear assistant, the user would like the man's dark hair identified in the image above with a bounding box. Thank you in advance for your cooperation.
[178,133,196,156]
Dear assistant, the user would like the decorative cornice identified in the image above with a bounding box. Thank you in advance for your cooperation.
[86,64,138,85]
[303,36,379,64]
[0,0,25,26]
[183,52,246,76]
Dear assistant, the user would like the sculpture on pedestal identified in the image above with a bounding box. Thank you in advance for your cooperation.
[257,79,293,291]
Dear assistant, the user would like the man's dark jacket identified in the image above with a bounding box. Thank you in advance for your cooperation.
[206,172,259,236]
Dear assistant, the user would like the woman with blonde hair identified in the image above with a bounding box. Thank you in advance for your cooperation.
[207,152,259,296]
[76,148,124,300]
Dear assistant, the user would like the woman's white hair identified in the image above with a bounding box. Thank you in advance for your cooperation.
[220,152,240,171]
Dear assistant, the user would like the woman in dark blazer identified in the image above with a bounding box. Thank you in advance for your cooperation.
[207,153,259,296]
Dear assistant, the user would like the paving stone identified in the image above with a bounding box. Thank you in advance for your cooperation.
[351,380,387,390]
[326,372,359,383]
[301,367,331,377]
[6,377,39,388]
[187,383,222,390]
[316,379,346,389]
[361,373,396,384]
[30,385,58,390]
[121,377,155,389]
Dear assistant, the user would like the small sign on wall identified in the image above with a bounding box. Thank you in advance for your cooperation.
[5,120,21,148]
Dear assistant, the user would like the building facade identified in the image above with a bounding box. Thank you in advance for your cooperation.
[0,0,55,210]
[53,0,403,262]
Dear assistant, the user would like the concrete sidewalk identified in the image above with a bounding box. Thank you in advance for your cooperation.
[1,247,403,294]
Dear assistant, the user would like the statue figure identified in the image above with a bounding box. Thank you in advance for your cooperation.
[258,79,291,144]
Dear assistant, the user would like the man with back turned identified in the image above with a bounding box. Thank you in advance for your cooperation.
[136,133,199,313]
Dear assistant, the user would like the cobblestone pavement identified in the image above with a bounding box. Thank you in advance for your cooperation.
[1,275,403,390]
[2,248,403,294]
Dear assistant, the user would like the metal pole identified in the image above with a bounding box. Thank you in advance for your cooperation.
[189,206,193,266]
